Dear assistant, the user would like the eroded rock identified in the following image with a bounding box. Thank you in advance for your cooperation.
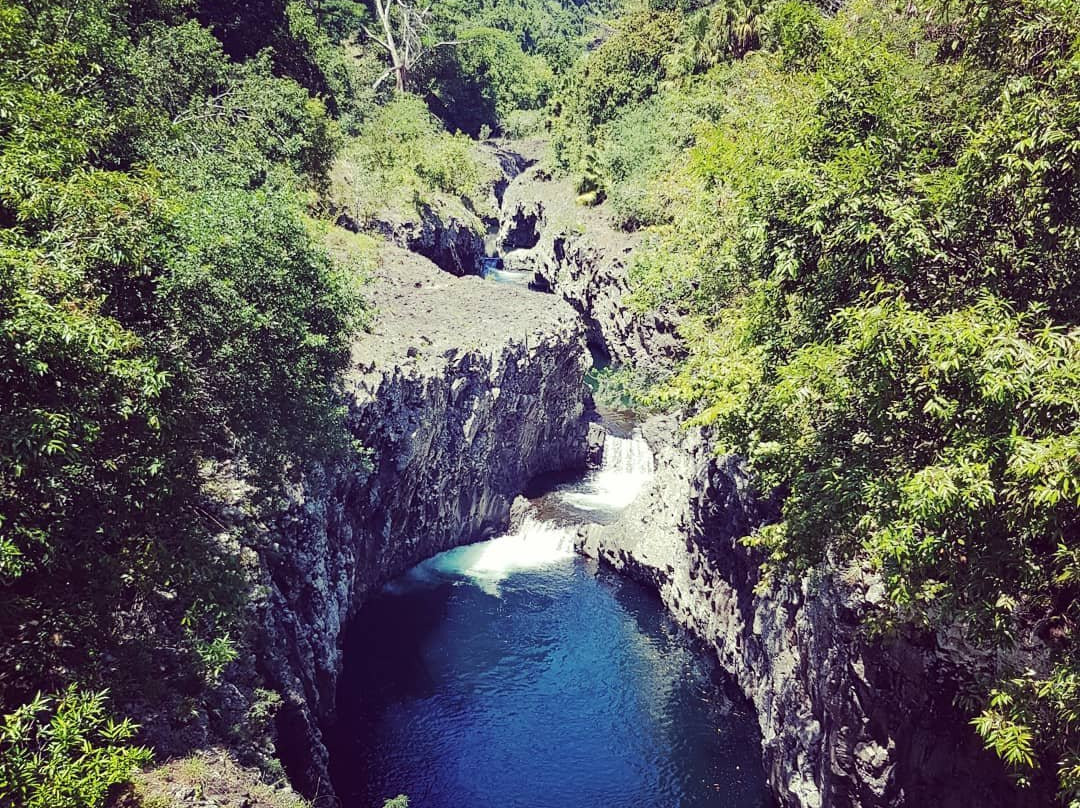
[496,161,682,369]
[258,245,592,798]
[578,416,1049,808]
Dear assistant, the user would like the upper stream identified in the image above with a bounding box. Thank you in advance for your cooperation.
[328,429,772,808]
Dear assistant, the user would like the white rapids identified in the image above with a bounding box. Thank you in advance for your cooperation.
[390,427,654,596]
[560,429,655,514]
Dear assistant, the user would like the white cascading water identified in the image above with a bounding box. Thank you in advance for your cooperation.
[560,428,655,514]
[394,428,654,596]
[423,516,575,595]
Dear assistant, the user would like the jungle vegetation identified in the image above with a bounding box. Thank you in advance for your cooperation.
[0,0,611,803]
[3,0,1079,803]
[551,0,1080,801]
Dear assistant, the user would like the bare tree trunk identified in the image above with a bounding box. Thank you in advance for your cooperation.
[363,0,459,92]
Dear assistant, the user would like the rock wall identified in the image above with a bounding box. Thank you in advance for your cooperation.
[495,162,681,370]
[579,416,1048,808]
[259,245,592,798]
[337,202,487,277]
[333,141,535,278]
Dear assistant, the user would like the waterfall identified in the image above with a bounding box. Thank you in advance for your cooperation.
[560,428,655,513]
[389,427,654,596]
[400,516,574,596]
[430,517,574,576]
[598,429,655,476]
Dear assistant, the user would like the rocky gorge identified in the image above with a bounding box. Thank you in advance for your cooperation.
[251,141,1049,808]
[257,241,592,796]
[493,144,682,371]
[578,418,1045,808]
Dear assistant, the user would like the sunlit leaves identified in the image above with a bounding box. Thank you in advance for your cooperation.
[0,686,151,808]
[0,0,365,755]
[606,0,1080,789]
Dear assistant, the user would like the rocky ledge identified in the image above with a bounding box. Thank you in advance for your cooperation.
[335,141,534,277]
[579,416,1047,808]
[258,244,592,798]
[495,154,681,370]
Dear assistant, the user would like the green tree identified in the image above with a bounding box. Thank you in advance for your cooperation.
[574,0,1080,797]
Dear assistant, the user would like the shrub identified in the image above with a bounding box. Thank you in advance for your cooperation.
[762,0,824,70]
[664,0,766,79]
[502,108,544,138]
[332,94,490,219]
[560,11,681,134]
[428,28,554,136]
[597,85,721,228]
[0,687,151,808]
[576,0,1080,796]
[0,0,366,708]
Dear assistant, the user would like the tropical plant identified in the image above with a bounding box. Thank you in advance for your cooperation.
[0,687,151,808]
[572,0,1080,797]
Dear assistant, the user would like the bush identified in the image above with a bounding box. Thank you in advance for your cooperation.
[502,108,545,138]
[0,687,151,808]
[597,85,722,228]
[663,0,766,80]
[574,0,1080,796]
[0,0,366,712]
[332,94,491,220]
[762,0,824,70]
[427,28,554,136]
[559,11,681,135]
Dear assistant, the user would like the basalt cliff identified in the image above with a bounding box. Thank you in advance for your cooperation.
[251,144,1048,808]
[579,417,1046,808]
[258,242,592,795]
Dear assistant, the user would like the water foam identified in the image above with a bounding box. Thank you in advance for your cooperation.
[486,267,533,287]
[387,428,654,597]
[410,516,575,596]
[560,429,655,514]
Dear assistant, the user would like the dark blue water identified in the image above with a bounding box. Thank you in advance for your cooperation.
[329,537,772,808]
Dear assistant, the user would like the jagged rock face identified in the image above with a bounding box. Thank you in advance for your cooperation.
[495,165,682,370]
[333,142,535,278]
[259,246,592,798]
[336,203,488,277]
[579,417,1048,808]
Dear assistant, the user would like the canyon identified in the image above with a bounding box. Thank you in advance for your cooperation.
[255,142,1045,808]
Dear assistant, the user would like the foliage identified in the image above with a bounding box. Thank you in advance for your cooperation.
[331,94,492,220]
[349,0,613,132]
[0,0,366,743]
[596,81,725,227]
[0,687,152,808]
[568,0,1080,798]
[663,0,766,79]
[196,0,377,125]
[427,27,554,136]
[761,0,823,70]
[565,11,680,134]
[586,364,665,412]
[554,1,774,206]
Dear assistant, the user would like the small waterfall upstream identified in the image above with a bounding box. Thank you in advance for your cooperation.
[560,429,655,515]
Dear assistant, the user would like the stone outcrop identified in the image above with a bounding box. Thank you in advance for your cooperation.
[337,202,487,277]
[333,140,535,278]
[495,161,682,370]
[259,244,592,798]
[579,416,1048,808]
